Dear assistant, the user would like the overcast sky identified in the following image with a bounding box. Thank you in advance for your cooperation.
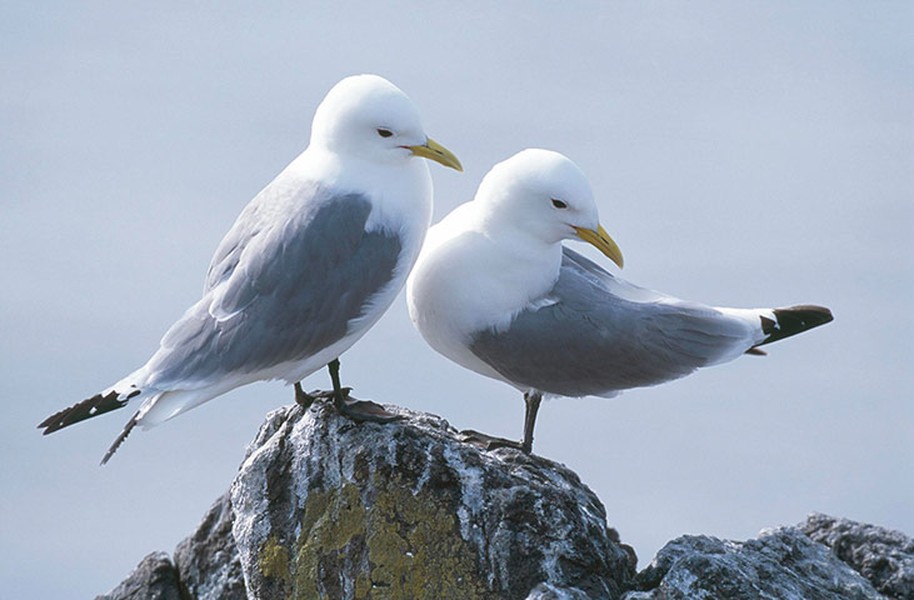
[2,2,912,597]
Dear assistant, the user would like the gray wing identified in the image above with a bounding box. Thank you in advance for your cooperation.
[203,200,262,294]
[469,248,751,397]
[145,187,402,386]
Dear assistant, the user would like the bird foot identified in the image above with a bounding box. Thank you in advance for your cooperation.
[294,383,352,408]
[459,429,531,454]
[294,382,399,423]
[333,391,401,424]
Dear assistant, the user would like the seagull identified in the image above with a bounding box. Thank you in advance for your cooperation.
[407,148,832,454]
[39,74,462,463]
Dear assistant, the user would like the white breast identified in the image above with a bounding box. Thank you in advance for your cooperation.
[407,204,561,383]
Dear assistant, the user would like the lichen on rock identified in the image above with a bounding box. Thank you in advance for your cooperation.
[231,399,635,599]
[285,478,486,599]
[98,398,914,600]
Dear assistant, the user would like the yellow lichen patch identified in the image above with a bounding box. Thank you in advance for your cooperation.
[366,476,485,599]
[259,534,291,584]
[289,475,487,599]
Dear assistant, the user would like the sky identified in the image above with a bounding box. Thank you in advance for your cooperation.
[2,2,912,597]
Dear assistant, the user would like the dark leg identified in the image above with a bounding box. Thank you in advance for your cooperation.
[294,382,316,407]
[460,391,542,454]
[292,360,352,407]
[521,391,542,454]
[327,358,401,423]
[327,358,346,404]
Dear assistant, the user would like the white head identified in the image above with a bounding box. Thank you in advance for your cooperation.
[474,149,623,266]
[309,74,462,171]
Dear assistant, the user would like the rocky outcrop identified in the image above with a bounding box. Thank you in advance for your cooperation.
[624,528,883,599]
[96,552,183,600]
[231,401,635,599]
[172,492,246,600]
[96,494,245,600]
[100,398,913,600]
[802,513,914,599]
[619,516,914,600]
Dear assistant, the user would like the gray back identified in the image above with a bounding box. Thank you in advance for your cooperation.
[470,248,748,397]
[146,189,402,386]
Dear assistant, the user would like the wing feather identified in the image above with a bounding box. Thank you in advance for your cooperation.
[146,187,402,388]
[470,248,754,397]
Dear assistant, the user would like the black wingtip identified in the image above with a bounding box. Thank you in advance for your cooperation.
[38,390,136,435]
[758,304,834,347]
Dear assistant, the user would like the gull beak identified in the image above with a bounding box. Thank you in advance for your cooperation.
[574,224,624,268]
[407,137,463,172]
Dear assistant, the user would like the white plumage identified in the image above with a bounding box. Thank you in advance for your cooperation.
[40,74,462,462]
[408,149,832,453]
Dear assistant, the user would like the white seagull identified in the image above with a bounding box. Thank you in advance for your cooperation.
[407,149,832,453]
[40,74,462,463]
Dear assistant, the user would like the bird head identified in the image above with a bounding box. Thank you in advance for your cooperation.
[474,148,623,267]
[309,74,462,172]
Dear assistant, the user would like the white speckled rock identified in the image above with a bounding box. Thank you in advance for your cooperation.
[802,513,914,599]
[230,399,636,599]
[98,400,914,600]
[624,528,886,600]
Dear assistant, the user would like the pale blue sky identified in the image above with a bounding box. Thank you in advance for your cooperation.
[2,2,912,597]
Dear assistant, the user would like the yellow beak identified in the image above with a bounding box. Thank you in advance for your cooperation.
[407,137,463,172]
[574,224,624,268]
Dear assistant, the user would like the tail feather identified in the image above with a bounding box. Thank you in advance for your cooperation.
[38,389,139,435]
[755,304,833,348]
[100,411,140,465]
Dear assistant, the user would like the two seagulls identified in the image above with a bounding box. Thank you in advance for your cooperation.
[38,75,832,462]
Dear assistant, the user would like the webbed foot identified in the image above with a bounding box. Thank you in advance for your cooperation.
[333,389,401,424]
[459,429,530,453]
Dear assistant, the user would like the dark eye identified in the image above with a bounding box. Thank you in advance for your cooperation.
[377,128,393,138]
[551,198,568,209]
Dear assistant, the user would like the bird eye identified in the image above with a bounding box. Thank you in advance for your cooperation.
[551,198,568,209]
[376,128,394,138]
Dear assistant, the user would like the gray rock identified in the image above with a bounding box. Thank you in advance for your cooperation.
[97,398,914,600]
[624,528,885,600]
[98,495,246,600]
[525,582,593,599]
[802,513,914,599]
[173,492,246,600]
[231,399,636,600]
[95,551,183,600]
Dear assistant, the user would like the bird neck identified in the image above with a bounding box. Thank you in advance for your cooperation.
[295,146,433,234]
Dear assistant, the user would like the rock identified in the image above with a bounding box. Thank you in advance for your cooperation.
[95,551,183,600]
[173,492,246,600]
[98,397,914,600]
[802,513,914,599]
[525,582,593,599]
[624,528,885,600]
[98,495,247,600]
[231,399,636,600]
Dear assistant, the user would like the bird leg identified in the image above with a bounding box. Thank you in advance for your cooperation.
[521,391,542,454]
[293,382,350,407]
[294,382,318,407]
[326,358,401,424]
[460,391,542,454]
